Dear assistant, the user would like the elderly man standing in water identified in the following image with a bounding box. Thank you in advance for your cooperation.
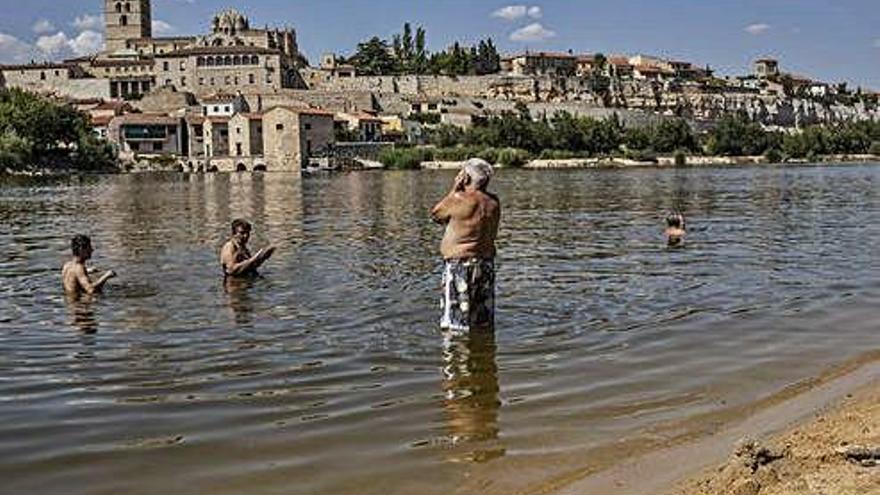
[431,159,501,332]
[220,219,275,278]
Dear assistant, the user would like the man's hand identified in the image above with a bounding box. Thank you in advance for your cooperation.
[453,170,468,192]
[105,270,117,279]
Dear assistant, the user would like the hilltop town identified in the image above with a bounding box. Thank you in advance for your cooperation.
[1,0,878,172]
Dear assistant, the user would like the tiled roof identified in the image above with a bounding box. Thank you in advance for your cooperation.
[112,114,181,125]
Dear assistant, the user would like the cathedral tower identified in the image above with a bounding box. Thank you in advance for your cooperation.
[104,0,152,53]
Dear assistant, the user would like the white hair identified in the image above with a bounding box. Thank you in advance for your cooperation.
[462,158,494,190]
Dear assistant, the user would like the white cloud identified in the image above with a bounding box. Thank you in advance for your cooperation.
[73,14,102,31]
[0,32,38,63]
[152,20,174,34]
[34,30,103,58]
[510,22,556,42]
[744,23,771,35]
[35,32,70,56]
[493,5,528,21]
[69,30,103,56]
[32,19,55,34]
[492,5,543,21]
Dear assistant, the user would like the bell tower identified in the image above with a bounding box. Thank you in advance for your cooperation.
[105,0,152,53]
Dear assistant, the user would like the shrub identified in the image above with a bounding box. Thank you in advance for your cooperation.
[496,147,530,167]
[378,147,434,169]
[764,148,783,164]
[673,149,687,166]
[870,141,880,156]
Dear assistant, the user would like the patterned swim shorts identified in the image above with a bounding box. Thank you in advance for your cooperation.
[440,258,495,332]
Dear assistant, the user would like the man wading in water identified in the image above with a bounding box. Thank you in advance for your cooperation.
[431,159,501,332]
[220,219,275,278]
[61,234,116,295]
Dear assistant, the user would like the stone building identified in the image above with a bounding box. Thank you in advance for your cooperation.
[755,58,780,79]
[263,107,335,172]
[0,0,305,100]
[105,0,152,54]
[108,113,186,157]
[501,52,577,77]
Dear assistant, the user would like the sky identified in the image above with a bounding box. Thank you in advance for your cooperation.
[1,0,878,89]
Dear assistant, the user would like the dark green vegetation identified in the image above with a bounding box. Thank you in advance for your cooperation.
[343,23,500,76]
[380,110,880,169]
[0,88,116,173]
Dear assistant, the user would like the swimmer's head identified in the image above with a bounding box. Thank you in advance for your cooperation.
[461,158,494,191]
[71,234,93,260]
[666,212,685,229]
[231,218,251,244]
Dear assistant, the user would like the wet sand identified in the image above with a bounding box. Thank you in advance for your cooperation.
[548,354,880,495]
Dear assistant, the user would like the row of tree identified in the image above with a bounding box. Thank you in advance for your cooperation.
[0,88,116,172]
[343,23,501,76]
[425,109,880,160]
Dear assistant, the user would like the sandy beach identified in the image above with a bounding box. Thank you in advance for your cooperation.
[666,379,880,495]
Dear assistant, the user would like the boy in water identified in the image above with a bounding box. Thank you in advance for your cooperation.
[61,235,116,295]
[665,212,686,246]
[220,219,275,278]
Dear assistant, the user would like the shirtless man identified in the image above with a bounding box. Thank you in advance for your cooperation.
[665,212,686,247]
[431,159,501,331]
[61,234,116,295]
[220,219,275,278]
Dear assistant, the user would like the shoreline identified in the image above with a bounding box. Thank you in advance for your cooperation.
[543,352,880,495]
[2,154,879,178]
[422,153,880,170]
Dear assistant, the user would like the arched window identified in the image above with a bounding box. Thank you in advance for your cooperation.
[125,2,131,12]
[115,3,122,13]
[120,15,128,26]
[233,55,241,65]
[251,55,259,65]
[197,57,205,67]
[206,57,214,67]
[224,56,232,66]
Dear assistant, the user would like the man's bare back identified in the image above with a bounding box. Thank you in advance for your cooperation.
[431,172,500,260]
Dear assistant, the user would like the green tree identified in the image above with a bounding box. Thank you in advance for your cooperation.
[350,37,397,76]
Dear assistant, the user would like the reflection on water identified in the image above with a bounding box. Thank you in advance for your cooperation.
[1,166,879,495]
[441,328,504,463]
[65,293,97,334]
[224,276,259,326]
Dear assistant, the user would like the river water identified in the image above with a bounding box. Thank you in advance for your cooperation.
[1,165,879,495]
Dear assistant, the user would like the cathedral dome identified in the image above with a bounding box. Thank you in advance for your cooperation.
[212,9,250,35]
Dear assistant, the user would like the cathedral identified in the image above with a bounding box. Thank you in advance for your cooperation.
[0,0,307,100]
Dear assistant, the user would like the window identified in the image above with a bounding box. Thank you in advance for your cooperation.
[210,77,215,85]
[54,70,59,77]
[224,105,231,113]
[153,142,163,152]
[40,72,46,81]
[224,76,231,85]
[163,61,169,71]
[115,3,122,13]
[165,79,171,86]
[276,123,284,131]
[198,77,204,85]
[304,123,312,130]
[120,15,128,26]
[248,74,254,84]
[213,106,220,113]
[130,142,140,151]
[180,77,186,87]
[179,61,186,71]
[236,127,242,134]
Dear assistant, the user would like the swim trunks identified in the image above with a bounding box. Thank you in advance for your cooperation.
[440,258,495,332]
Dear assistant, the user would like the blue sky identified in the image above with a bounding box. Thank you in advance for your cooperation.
[1,0,878,89]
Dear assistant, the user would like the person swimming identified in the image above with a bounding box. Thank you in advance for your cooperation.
[665,212,686,246]
[61,234,116,295]
[220,219,275,278]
